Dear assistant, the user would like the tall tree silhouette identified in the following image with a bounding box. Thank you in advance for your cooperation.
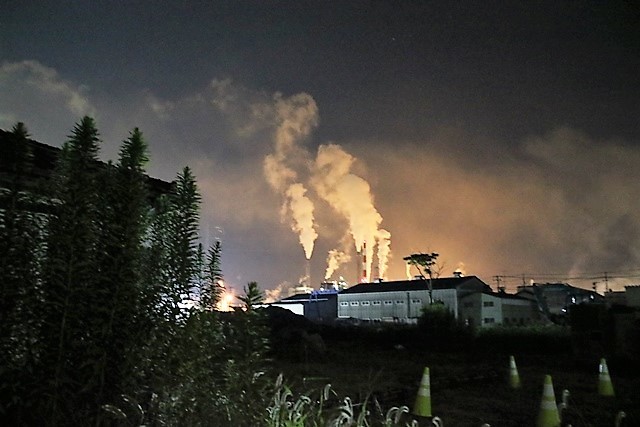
[40,116,102,424]
[93,128,150,418]
[0,123,45,424]
[168,166,201,319]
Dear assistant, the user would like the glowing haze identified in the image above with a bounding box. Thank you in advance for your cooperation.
[1,2,638,294]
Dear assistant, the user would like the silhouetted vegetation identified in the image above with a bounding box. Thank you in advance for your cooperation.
[0,119,271,426]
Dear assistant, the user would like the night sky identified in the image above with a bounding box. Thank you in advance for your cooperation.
[2,1,639,297]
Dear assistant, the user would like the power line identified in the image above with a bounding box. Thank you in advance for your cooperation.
[490,269,640,293]
[497,271,640,282]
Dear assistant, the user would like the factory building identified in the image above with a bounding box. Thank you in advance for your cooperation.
[625,285,640,308]
[337,276,491,323]
[516,282,604,324]
[270,289,338,323]
[458,290,540,328]
[603,285,640,308]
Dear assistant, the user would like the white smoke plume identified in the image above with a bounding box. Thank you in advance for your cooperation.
[376,229,391,279]
[282,183,317,259]
[454,262,466,276]
[325,249,352,280]
[405,262,413,280]
[263,93,319,259]
[312,143,390,282]
[265,281,293,303]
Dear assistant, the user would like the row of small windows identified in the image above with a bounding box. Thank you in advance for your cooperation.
[464,301,496,308]
[340,299,424,307]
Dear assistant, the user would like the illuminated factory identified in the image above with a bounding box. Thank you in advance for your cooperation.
[270,257,614,327]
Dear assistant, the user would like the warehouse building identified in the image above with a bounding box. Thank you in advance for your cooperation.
[270,289,338,323]
[337,276,491,323]
[458,290,540,327]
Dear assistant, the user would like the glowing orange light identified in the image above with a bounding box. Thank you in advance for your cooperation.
[216,281,236,311]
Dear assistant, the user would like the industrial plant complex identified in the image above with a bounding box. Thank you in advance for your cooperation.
[271,274,640,328]
[3,131,640,330]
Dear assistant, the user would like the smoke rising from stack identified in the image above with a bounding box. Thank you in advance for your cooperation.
[216,84,391,283]
[263,93,319,260]
[282,183,317,259]
[312,144,391,282]
[325,249,351,280]
[405,262,412,280]
[454,262,466,277]
[264,281,293,303]
[376,229,391,279]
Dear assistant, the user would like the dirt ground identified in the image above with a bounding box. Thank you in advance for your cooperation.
[274,338,639,426]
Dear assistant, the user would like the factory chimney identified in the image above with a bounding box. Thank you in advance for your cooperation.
[360,241,367,283]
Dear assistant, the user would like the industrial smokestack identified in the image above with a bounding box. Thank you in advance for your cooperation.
[360,241,367,283]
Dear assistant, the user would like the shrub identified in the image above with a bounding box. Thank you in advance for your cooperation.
[475,324,571,354]
[417,303,474,351]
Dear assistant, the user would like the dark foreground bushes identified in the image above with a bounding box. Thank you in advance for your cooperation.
[474,324,571,355]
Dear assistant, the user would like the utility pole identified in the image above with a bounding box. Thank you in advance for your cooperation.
[494,275,503,292]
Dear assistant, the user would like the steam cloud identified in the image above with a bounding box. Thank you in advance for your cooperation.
[376,229,392,279]
[262,93,391,280]
[325,249,351,280]
[312,144,391,282]
[405,262,413,280]
[264,281,293,303]
[282,183,317,259]
[263,93,319,259]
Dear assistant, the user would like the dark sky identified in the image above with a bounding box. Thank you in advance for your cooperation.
[2,1,639,297]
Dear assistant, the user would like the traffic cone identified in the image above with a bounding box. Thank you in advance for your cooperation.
[536,375,560,427]
[598,358,615,397]
[509,355,521,389]
[413,367,432,417]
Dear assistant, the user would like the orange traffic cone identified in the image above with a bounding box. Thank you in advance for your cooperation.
[413,367,432,417]
[598,358,615,397]
[509,355,521,389]
[536,375,560,427]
